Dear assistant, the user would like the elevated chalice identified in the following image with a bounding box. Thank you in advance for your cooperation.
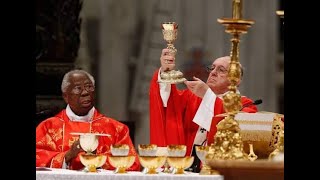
[158,22,186,84]
[108,144,135,173]
[138,144,166,174]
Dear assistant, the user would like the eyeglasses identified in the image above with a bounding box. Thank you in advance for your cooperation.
[71,84,95,94]
[206,65,228,74]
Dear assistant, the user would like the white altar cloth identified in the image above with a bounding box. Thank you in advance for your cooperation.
[36,168,223,180]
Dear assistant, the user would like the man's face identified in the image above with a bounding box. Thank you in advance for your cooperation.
[206,57,231,95]
[63,73,95,116]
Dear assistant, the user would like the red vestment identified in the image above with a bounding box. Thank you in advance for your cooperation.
[36,109,140,171]
[149,70,257,156]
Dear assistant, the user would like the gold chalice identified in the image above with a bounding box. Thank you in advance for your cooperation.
[79,154,107,172]
[138,144,166,174]
[70,132,110,172]
[108,144,134,173]
[195,146,219,175]
[139,156,167,174]
[167,156,194,174]
[166,145,193,174]
[159,22,186,84]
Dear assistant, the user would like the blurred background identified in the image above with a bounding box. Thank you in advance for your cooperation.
[36,0,284,147]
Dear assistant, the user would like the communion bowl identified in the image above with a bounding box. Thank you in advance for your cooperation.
[79,154,107,172]
[167,145,186,157]
[167,156,194,174]
[111,144,129,156]
[138,144,158,156]
[108,155,135,173]
[139,156,167,174]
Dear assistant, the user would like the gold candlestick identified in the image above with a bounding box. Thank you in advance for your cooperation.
[206,0,254,161]
[158,22,187,84]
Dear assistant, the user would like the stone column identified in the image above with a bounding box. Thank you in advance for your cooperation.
[99,0,138,121]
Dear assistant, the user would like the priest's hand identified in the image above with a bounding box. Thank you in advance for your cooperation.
[184,76,209,98]
[65,140,83,164]
[160,48,175,72]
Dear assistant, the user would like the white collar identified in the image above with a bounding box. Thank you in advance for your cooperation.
[66,105,95,122]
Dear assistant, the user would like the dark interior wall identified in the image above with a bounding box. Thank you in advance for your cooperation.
[36,0,82,125]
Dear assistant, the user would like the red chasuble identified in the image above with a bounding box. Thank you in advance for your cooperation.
[36,109,140,171]
[149,70,257,156]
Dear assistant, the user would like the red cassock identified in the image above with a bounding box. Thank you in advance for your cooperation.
[149,70,257,156]
[36,109,140,171]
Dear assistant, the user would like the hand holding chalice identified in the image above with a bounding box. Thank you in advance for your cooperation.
[158,22,186,84]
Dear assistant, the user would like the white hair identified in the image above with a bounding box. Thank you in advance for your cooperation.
[61,69,95,93]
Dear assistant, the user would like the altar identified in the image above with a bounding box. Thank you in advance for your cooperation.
[36,168,224,180]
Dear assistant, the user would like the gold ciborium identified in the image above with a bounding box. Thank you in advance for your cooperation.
[138,144,166,174]
[195,146,219,175]
[167,156,194,174]
[74,133,108,172]
[166,145,194,174]
[79,154,107,172]
[108,144,135,173]
[158,22,186,84]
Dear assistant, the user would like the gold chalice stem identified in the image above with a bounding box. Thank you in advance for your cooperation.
[147,167,157,174]
[163,161,171,173]
[115,166,127,174]
[175,167,184,174]
[87,164,97,172]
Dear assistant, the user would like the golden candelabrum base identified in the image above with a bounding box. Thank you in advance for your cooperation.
[195,146,220,175]
[79,154,107,172]
[167,156,194,174]
[206,0,255,163]
[108,156,135,173]
[139,156,167,174]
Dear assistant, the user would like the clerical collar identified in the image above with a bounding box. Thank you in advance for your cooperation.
[66,105,95,122]
[217,89,240,98]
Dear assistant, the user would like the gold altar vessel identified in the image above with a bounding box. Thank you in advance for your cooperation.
[166,145,194,174]
[79,154,107,172]
[70,133,109,172]
[158,22,186,84]
[204,1,284,178]
[138,144,167,174]
[206,0,255,162]
[108,144,135,173]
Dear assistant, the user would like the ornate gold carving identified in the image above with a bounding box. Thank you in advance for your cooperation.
[206,0,255,162]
